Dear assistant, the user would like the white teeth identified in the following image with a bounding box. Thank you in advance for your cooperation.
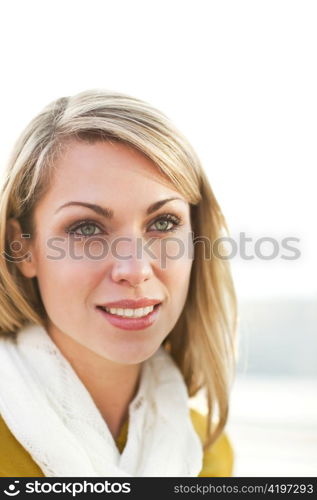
[104,305,155,318]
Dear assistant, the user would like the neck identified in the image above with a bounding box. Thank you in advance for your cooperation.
[46,324,142,440]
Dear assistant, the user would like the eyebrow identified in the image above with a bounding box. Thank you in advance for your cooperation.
[54,197,186,218]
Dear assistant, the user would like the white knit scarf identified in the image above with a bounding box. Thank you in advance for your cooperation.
[0,322,203,477]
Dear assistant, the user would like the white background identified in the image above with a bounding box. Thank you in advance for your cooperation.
[0,0,316,299]
[0,0,316,476]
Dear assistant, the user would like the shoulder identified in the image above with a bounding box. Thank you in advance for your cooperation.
[189,408,234,477]
[0,415,44,477]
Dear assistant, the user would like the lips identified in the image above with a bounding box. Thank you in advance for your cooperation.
[97,298,162,309]
[96,302,162,331]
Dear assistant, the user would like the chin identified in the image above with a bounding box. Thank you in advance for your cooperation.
[96,339,162,366]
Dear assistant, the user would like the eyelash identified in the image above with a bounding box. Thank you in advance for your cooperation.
[65,213,183,238]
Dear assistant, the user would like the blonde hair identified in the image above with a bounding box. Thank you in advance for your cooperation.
[0,90,238,450]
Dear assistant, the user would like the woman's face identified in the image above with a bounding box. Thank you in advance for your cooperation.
[21,140,194,364]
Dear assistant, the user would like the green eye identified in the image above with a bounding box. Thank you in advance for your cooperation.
[154,219,171,231]
[80,224,101,236]
[150,214,182,233]
[67,222,103,237]
[66,213,183,238]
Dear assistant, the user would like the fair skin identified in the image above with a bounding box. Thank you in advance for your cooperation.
[10,139,193,440]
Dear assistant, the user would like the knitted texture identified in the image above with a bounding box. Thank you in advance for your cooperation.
[0,323,203,477]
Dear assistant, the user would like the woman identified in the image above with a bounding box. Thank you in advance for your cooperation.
[0,90,238,477]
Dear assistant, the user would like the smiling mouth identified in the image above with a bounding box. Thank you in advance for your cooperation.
[96,303,161,319]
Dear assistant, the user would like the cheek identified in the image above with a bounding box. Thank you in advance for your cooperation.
[150,229,193,270]
[159,240,193,308]
[34,248,101,314]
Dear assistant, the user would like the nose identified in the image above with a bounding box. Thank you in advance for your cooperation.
[110,235,154,287]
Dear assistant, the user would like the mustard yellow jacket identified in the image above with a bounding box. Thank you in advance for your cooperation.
[0,408,233,477]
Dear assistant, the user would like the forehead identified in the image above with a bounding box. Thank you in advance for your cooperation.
[37,139,186,213]
[54,138,163,180]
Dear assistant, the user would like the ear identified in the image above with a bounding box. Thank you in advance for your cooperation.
[6,218,37,278]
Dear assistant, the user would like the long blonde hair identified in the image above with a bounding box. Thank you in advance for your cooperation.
[0,90,238,450]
